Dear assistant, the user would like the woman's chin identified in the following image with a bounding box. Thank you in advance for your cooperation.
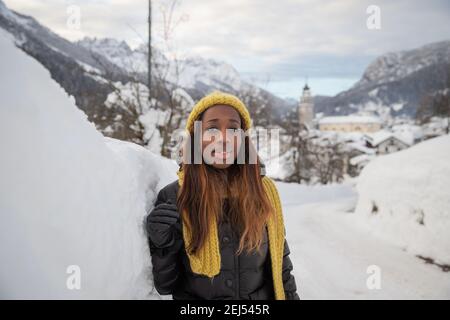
[211,163,233,169]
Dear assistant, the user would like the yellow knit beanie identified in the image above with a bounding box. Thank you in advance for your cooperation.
[185,90,252,132]
[178,90,286,300]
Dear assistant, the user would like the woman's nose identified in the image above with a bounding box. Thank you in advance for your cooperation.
[218,128,232,143]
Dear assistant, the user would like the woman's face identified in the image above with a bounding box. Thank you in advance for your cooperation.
[201,104,243,169]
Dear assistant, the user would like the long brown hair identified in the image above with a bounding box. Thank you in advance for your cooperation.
[177,125,274,256]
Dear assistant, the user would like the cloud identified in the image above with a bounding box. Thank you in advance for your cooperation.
[4,0,450,97]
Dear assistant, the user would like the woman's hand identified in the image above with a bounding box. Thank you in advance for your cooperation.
[146,202,181,249]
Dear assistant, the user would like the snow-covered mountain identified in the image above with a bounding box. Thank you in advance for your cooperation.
[356,41,450,89]
[0,1,127,78]
[315,41,450,119]
[0,0,290,146]
[77,36,254,95]
[0,0,143,140]
[175,55,245,92]
[76,37,153,75]
[76,35,294,130]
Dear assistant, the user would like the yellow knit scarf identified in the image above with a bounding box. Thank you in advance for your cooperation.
[176,168,286,300]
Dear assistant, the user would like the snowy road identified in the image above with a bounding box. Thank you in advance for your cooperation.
[277,181,450,299]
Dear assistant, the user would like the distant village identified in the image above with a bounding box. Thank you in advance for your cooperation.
[264,84,449,184]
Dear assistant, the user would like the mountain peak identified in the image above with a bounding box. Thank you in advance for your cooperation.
[77,36,132,55]
[355,40,450,89]
[315,39,450,119]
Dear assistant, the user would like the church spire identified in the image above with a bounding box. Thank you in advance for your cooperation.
[303,76,309,91]
[298,79,314,130]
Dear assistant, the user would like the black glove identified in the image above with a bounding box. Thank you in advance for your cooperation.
[146,202,182,248]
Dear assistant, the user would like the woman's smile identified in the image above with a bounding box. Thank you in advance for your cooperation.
[212,149,233,160]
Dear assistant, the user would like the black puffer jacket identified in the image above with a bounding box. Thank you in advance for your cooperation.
[146,179,300,300]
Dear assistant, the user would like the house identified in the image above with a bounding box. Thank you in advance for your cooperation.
[318,115,382,133]
[364,131,411,155]
[344,140,376,176]
[422,117,449,140]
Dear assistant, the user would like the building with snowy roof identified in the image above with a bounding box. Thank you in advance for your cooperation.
[318,115,382,133]
[364,130,412,155]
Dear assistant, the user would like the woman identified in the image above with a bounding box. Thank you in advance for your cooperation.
[146,91,299,300]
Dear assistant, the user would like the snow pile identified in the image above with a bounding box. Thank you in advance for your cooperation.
[0,29,178,298]
[355,135,450,265]
[278,180,450,299]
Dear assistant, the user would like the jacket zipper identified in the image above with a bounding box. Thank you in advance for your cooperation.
[234,230,240,299]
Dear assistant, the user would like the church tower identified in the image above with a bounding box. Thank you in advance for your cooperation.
[298,83,314,130]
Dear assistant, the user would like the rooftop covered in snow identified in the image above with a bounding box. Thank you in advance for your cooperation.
[318,115,382,125]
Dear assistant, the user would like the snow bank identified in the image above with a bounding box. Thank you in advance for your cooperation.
[355,135,450,265]
[0,29,178,298]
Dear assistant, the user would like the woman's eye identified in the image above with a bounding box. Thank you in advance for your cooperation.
[205,127,239,133]
[227,128,240,134]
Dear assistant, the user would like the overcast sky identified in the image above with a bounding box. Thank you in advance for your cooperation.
[5,0,450,98]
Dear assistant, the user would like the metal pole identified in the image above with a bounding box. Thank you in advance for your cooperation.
[148,0,152,103]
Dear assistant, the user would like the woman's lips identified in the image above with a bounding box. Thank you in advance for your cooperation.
[212,150,233,159]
